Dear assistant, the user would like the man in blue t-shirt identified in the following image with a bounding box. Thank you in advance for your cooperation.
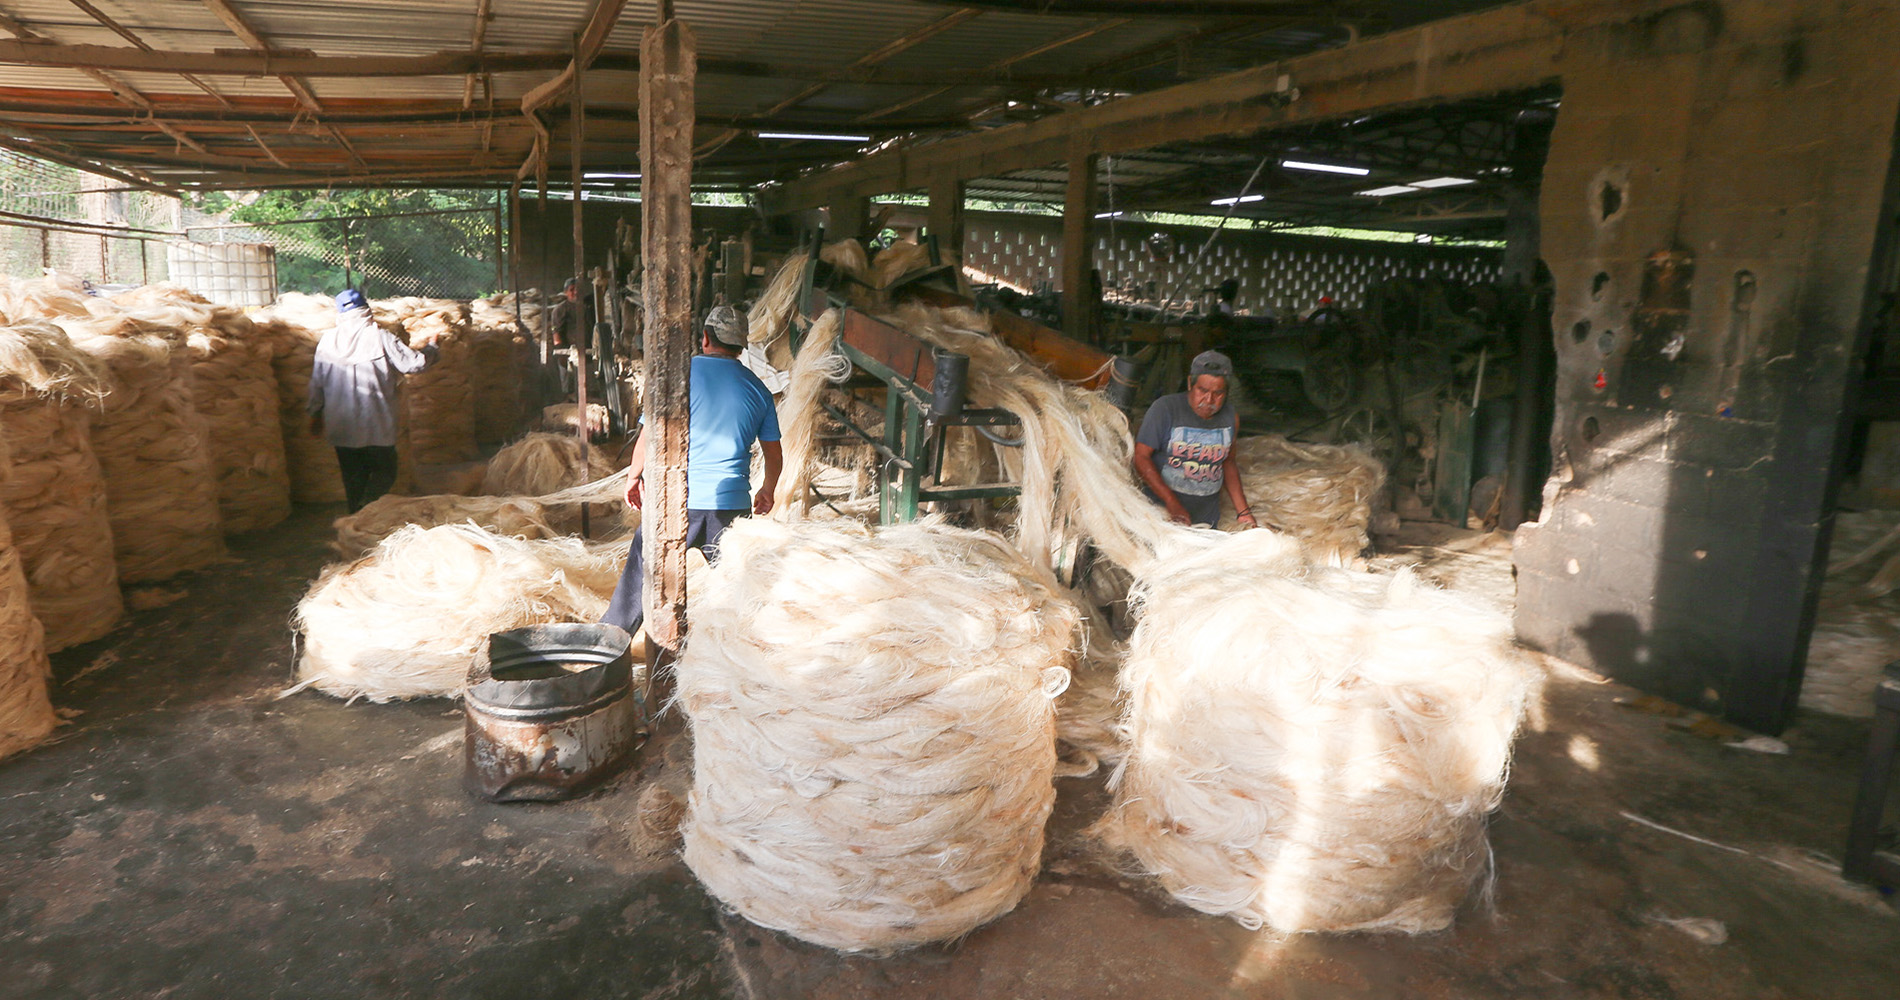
[1132,350,1259,529]
[600,305,782,634]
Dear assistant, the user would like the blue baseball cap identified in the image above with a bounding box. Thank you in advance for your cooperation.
[335,289,368,313]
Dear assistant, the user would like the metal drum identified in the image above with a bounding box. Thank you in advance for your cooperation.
[463,623,646,802]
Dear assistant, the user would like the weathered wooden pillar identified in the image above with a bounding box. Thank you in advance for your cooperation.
[639,15,696,658]
[927,174,965,262]
[829,196,869,244]
[571,36,591,536]
[1061,139,1098,343]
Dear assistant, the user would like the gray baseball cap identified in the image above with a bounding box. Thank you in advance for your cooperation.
[704,304,747,348]
[1189,350,1234,380]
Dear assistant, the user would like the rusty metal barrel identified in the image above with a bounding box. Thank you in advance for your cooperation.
[463,623,645,802]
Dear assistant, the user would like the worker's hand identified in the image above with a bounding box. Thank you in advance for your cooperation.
[307,413,323,438]
[753,488,775,517]
[625,473,644,510]
[1236,510,1259,530]
[1163,499,1192,526]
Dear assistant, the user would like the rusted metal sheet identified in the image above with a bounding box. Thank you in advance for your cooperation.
[464,623,645,803]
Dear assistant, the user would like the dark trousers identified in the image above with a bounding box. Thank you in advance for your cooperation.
[335,445,399,513]
[600,508,747,634]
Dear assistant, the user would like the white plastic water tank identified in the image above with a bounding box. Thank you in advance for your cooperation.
[165,242,277,307]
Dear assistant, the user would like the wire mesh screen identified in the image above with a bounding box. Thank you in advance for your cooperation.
[0,149,176,286]
[186,206,504,301]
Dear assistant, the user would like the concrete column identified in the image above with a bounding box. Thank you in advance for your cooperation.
[1514,3,1900,732]
[639,16,696,657]
[828,196,869,243]
[1061,140,1097,343]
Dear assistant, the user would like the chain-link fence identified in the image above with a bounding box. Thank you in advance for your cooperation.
[0,149,176,286]
[186,202,505,301]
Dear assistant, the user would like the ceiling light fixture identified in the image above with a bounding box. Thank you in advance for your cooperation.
[1210,194,1265,206]
[1279,159,1370,176]
[583,172,641,179]
[757,131,872,142]
[1357,184,1422,197]
[1410,176,1475,188]
[1095,210,1124,219]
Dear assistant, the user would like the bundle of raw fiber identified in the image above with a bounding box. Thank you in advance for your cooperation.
[1804,510,1900,717]
[678,516,1080,952]
[541,401,609,438]
[480,432,619,497]
[184,307,292,533]
[746,242,872,374]
[289,522,626,702]
[0,319,122,650]
[63,315,226,582]
[0,274,104,321]
[869,239,932,289]
[253,292,345,503]
[330,494,558,559]
[109,282,209,310]
[468,297,533,443]
[1220,435,1385,566]
[1094,530,1542,935]
[0,433,55,760]
[378,297,477,464]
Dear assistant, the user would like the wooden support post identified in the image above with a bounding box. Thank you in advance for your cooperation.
[571,34,591,537]
[829,196,868,244]
[1061,140,1097,344]
[640,15,696,658]
[927,174,964,264]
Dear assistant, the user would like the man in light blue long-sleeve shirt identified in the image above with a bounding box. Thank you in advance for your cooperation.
[306,289,437,512]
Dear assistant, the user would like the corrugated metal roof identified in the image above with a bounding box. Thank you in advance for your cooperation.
[0,0,1511,196]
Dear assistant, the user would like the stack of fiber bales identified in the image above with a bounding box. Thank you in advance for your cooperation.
[0,319,121,650]
[1220,435,1385,566]
[679,517,1079,952]
[468,297,532,444]
[177,300,291,533]
[1095,530,1541,935]
[0,431,53,760]
[252,292,344,503]
[290,522,625,701]
[379,297,476,464]
[62,313,226,581]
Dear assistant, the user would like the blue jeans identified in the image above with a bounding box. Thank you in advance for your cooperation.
[599,508,747,634]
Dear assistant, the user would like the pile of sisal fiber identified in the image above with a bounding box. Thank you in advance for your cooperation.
[183,304,292,533]
[290,522,626,702]
[678,516,1080,952]
[328,494,559,559]
[480,431,619,497]
[253,292,345,503]
[0,319,122,650]
[1094,529,1541,935]
[0,434,55,761]
[468,297,533,444]
[63,315,227,582]
[379,297,477,464]
[1220,434,1385,567]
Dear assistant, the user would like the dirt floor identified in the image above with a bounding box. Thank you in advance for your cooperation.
[2,506,1898,999]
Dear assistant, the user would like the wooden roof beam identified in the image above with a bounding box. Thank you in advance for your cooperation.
[856,16,1129,122]
[516,0,630,184]
[0,8,217,158]
[463,0,493,110]
[64,0,233,109]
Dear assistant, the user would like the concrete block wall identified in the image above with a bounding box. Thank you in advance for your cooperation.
[1514,0,1900,732]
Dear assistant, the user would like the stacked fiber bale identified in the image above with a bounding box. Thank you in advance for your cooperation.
[1220,435,1385,566]
[480,431,621,525]
[0,319,121,650]
[182,304,292,533]
[379,297,476,464]
[253,292,345,503]
[329,494,559,560]
[468,297,531,444]
[0,434,56,760]
[289,522,625,701]
[678,517,1080,952]
[1095,529,1542,935]
[62,313,226,582]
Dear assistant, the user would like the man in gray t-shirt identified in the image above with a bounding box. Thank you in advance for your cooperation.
[1133,350,1259,528]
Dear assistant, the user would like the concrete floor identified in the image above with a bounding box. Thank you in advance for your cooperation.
[2,507,1898,999]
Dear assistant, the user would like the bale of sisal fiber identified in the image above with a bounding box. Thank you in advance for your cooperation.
[330,494,558,560]
[63,316,227,581]
[479,432,619,498]
[289,522,627,702]
[1095,529,1542,935]
[253,292,345,503]
[0,319,122,651]
[468,297,532,444]
[1220,435,1385,567]
[540,402,609,439]
[183,306,292,533]
[0,433,56,761]
[378,297,477,464]
[678,516,1080,952]
[869,239,933,289]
